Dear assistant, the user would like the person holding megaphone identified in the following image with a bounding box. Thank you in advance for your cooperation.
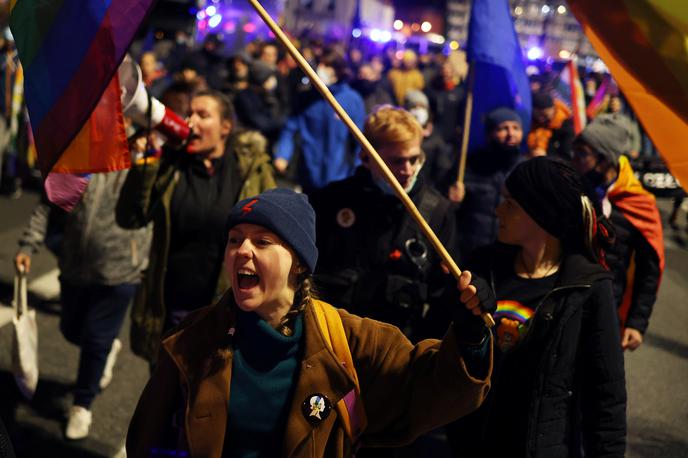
[116,76,276,366]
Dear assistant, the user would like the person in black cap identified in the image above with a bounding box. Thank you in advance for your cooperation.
[127,188,496,457]
[234,60,286,146]
[527,91,575,159]
[450,107,524,260]
[447,156,626,457]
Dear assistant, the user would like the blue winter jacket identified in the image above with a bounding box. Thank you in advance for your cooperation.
[275,82,365,191]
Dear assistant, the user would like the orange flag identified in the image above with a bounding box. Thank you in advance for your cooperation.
[568,0,688,187]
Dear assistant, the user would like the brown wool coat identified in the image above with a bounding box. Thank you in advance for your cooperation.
[126,293,493,457]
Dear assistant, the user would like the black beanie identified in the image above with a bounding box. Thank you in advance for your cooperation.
[226,189,318,273]
[505,157,584,243]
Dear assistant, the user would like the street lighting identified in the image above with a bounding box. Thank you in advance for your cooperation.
[527,46,543,60]
[421,21,431,33]
[393,20,403,31]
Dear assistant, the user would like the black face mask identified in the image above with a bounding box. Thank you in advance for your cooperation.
[485,141,521,170]
[492,141,520,157]
[584,169,610,202]
[584,169,606,187]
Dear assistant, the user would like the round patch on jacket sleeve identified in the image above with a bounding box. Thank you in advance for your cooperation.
[336,208,356,228]
[302,393,332,424]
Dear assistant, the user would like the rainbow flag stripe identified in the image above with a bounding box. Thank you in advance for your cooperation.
[569,0,688,187]
[585,75,612,120]
[9,0,156,176]
[554,60,587,134]
[494,300,535,324]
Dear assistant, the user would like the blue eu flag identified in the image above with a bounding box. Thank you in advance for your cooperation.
[466,0,532,151]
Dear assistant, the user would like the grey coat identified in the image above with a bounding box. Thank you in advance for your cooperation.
[18,170,151,286]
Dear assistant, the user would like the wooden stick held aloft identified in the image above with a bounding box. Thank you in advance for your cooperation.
[247,0,494,328]
[457,64,475,185]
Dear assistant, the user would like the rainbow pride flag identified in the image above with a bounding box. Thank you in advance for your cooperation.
[553,60,587,134]
[585,75,612,121]
[569,0,688,188]
[9,0,156,209]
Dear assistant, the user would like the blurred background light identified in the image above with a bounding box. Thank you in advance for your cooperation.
[527,46,543,60]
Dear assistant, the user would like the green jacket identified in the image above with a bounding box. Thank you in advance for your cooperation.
[233,130,277,201]
[116,146,258,362]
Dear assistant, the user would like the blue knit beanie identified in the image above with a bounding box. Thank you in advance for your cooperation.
[485,107,522,133]
[226,188,318,273]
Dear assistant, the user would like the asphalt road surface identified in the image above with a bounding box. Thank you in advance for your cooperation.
[0,190,686,457]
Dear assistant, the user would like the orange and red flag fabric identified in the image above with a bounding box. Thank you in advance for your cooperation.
[608,156,665,327]
[585,75,612,121]
[49,76,128,174]
[568,0,688,188]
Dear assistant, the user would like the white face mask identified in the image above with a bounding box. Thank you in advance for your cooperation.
[316,66,333,87]
[263,75,277,92]
[410,107,429,127]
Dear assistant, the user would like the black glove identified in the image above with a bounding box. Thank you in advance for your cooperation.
[452,273,497,345]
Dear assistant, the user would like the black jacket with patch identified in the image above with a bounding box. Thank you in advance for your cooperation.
[309,167,458,341]
[448,243,627,458]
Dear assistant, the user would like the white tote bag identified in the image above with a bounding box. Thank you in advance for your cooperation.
[11,268,38,399]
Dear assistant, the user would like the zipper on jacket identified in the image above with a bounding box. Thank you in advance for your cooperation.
[525,283,593,455]
[532,284,592,321]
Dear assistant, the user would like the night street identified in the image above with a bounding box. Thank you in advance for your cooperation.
[0,189,686,457]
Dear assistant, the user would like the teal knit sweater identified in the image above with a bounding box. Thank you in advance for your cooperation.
[223,311,304,457]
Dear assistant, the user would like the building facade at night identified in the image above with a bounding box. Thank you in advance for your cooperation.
[445,0,599,61]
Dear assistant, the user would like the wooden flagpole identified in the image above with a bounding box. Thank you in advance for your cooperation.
[248,0,494,328]
[457,63,475,184]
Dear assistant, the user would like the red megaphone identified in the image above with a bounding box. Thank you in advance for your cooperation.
[118,54,191,144]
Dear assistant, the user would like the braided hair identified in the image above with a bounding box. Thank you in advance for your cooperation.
[278,273,317,336]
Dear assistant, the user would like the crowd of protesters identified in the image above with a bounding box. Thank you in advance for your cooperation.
[0,29,675,457]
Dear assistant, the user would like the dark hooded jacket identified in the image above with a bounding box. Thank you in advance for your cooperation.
[448,243,626,458]
[310,167,458,341]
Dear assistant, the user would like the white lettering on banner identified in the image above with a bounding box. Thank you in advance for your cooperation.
[642,172,681,190]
